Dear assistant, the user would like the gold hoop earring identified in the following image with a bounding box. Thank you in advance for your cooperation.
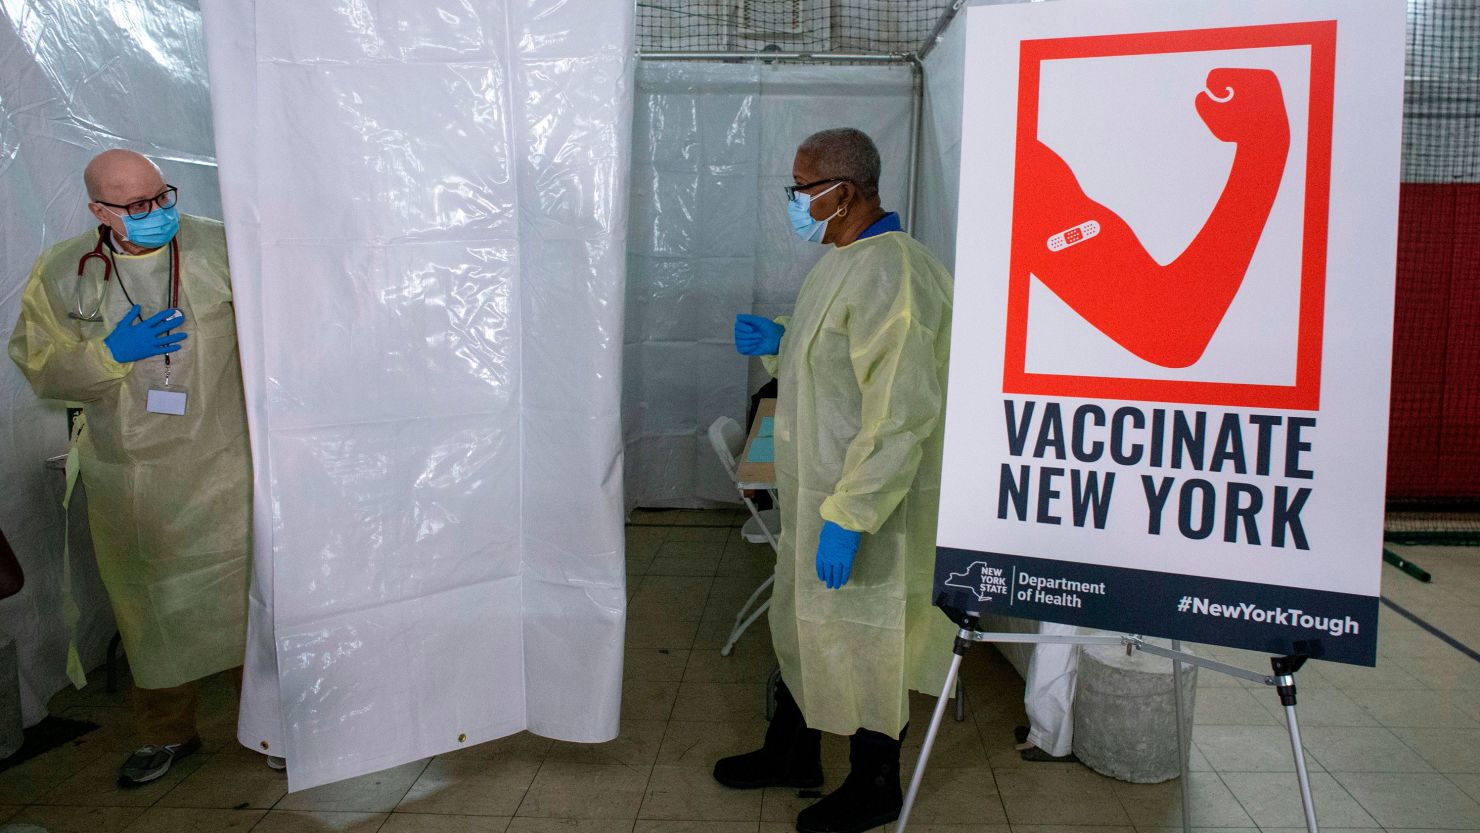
[838,205,849,219]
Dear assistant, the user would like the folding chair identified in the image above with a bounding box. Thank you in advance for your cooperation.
[707,416,780,656]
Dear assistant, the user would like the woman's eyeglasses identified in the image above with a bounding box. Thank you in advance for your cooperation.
[783,178,844,202]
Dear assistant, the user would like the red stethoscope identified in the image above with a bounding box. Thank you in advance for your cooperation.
[71,224,179,323]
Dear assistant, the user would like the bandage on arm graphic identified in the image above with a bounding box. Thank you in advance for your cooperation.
[1017,68,1291,369]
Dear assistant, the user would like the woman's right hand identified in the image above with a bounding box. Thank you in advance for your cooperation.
[734,314,784,356]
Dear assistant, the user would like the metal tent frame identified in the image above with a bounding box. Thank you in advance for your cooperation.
[635,0,970,236]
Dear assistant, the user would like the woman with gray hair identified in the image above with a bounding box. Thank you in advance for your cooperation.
[719,127,958,833]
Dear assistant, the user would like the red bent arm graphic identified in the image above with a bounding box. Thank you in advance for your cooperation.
[1016,68,1291,368]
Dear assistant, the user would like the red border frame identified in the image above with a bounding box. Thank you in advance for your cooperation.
[1002,22,1336,410]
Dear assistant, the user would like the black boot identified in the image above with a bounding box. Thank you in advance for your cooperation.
[794,726,905,833]
[713,678,823,789]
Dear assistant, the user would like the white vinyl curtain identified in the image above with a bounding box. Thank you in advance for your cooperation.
[0,0,223,726]
[200,0,632,790]
[917,8,970,273]
[623,61,916,509]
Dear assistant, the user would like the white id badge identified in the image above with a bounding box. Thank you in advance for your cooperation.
[146,388,188,416]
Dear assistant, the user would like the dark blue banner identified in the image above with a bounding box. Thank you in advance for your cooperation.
[934,546,1378,665]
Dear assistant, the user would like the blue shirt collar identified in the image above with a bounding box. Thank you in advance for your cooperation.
[857,211,902,240]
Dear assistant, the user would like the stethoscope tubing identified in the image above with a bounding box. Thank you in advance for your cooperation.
[72,225,178,324]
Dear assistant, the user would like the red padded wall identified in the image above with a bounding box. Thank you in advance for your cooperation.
[1387,183,1480,501]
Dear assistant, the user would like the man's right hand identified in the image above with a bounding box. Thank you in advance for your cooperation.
[104,305,187,363]
[735,314,784,356]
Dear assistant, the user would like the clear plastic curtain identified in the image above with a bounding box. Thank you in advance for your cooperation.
[0,0,221,725]
[623,61,916,509]
[200,0,631,790]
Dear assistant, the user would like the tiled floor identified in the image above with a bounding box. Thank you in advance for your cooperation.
[3,510,1479,832]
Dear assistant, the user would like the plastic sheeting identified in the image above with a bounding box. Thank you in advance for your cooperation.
[0,0,222,726]
[624,61,915,508]
[917,17,968,274]
[200,0,632,790]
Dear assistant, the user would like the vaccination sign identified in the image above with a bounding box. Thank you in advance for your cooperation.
[934,0,1404,665]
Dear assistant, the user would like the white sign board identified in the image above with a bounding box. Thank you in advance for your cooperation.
[934,0,1404,665]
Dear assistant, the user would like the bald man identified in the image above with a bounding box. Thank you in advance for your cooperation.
[8,149,257,786]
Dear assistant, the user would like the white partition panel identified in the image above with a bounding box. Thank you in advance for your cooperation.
[201,0,631,790]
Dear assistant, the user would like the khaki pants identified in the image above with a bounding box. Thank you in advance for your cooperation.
[131,666,242,746]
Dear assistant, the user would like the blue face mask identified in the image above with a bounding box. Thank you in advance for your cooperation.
[118,205,180,249]
[788,181,844,243]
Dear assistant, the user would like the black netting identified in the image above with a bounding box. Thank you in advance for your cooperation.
[636,0,954,54]
[1385,507,1480,545]
[1388,0,1480,538]
[1403,0,1480,183]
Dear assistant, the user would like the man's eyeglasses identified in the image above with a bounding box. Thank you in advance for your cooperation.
[95,185,178,219]
[784,178,844,203]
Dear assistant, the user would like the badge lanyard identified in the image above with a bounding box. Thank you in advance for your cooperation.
[163,240,181,386]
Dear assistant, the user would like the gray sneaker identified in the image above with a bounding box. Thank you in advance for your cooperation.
[117,736,201,787]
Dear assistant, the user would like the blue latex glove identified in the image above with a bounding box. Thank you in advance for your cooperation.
[104,305,187,364]
[734,314,784,356]
[815,520,862,590]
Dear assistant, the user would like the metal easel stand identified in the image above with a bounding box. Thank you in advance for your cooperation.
[898,615,1322,833]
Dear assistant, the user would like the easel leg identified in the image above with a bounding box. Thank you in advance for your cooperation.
[898,630,970,833]
[1272,656,1320,833]
[1171,639,1192,833]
